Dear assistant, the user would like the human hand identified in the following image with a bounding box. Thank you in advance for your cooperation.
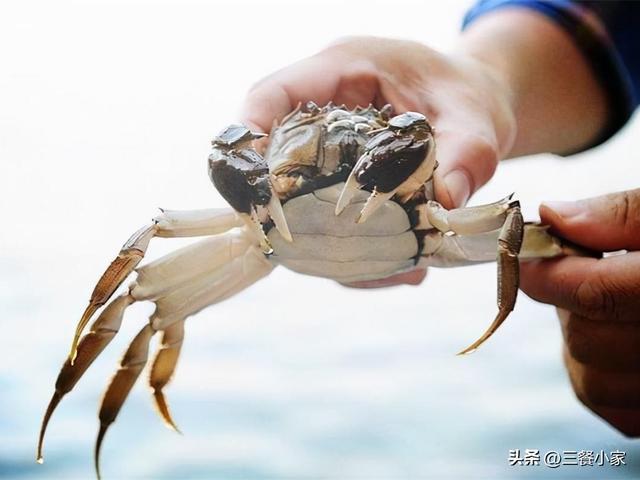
[242,36,516,211]
[242,36,517,287]
[520,190,640,436]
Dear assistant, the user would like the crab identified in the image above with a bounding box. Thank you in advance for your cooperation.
[37,101,591,477]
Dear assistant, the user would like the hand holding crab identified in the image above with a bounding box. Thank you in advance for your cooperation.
[37,101,593,477]
[242,36,518,210]
[521,190,640,437]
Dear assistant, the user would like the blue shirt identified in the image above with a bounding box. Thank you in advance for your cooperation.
[464,0,640,149]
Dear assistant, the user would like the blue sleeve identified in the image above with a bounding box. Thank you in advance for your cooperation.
[463,0,640,150]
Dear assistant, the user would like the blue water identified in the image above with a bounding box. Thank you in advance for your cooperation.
[2,257,639,479]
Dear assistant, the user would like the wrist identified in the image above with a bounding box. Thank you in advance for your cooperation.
[457,8,609,158]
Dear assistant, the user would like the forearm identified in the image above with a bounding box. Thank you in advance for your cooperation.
[458,8,608,158]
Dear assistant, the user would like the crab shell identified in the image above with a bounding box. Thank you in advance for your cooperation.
[265,103,390,195]
[258,102,434,282]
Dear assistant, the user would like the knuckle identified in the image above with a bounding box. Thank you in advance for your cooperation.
[460,132,499,184]
[465,133,500,167]
[245,78,270,100]
[613,190,640,235]
[563,316,592,364]
[572,364,612,408]
[572,275,618,318]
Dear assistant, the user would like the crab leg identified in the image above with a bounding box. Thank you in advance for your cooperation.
[38,208,247,464]
[419,198,524,354]
[420,196,598,353]
[130,229,255,301]
[458,204,523,355]
[96,324,156,479]
[424,194,515,234]
[92,228,273,477]
[37,293,134,464]
[149,320,185,433]
[70,225,155,364]
[68,209,244,363]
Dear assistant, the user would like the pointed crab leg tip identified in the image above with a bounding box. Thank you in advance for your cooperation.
[153,390,182,434]
[70,303,99,364]
[37,391,62,462]
[458,310,510,356]
[456,346,478,356]
[94,424,108,480]
[456,330,496,356]
[166,420,183,435]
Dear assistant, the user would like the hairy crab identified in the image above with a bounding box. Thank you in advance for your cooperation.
[37,102,590,477]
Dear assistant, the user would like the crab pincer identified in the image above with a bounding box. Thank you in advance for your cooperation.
[335,112,437,223]
[208,124,292,252]
[68,224,157,364]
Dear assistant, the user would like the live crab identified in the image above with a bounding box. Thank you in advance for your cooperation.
[37,101,591,477]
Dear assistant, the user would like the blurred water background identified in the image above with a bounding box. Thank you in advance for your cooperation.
[1,0,639,478]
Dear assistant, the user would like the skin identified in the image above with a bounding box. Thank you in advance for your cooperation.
[521,190,640,437]
[241,9,637,435]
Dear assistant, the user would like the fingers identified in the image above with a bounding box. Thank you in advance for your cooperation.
[240,52,378,132]
[539,189,640,251]
[527,188,640,437]
[520,252,640,322]
[241,36,514,212]
[563,348,640,437]
[433,129,499,209]
[558,309,640,372]
[240,55,337,132]
[560,309,640,436]
[577,402,640,438]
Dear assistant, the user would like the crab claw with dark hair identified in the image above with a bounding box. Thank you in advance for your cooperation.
[208,124,292,252]
[335,112,436,223]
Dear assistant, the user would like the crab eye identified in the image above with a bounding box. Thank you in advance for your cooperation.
[388,112,427,130]
[213,124,252,146]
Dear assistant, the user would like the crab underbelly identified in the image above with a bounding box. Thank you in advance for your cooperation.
[267,184,419,283]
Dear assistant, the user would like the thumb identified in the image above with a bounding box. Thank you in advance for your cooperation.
[433,130,499,209]
[540,189,640,252]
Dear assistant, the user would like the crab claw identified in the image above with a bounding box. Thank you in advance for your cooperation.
[209,124,292,252]
[334,174,360,217]
[68,224,156,364]
[243,209,274,254]
[266,185,292,242]
[336,112,436,223]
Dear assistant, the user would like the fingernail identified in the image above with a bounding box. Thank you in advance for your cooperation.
[444,170,471,207]
[542,200,584,219]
